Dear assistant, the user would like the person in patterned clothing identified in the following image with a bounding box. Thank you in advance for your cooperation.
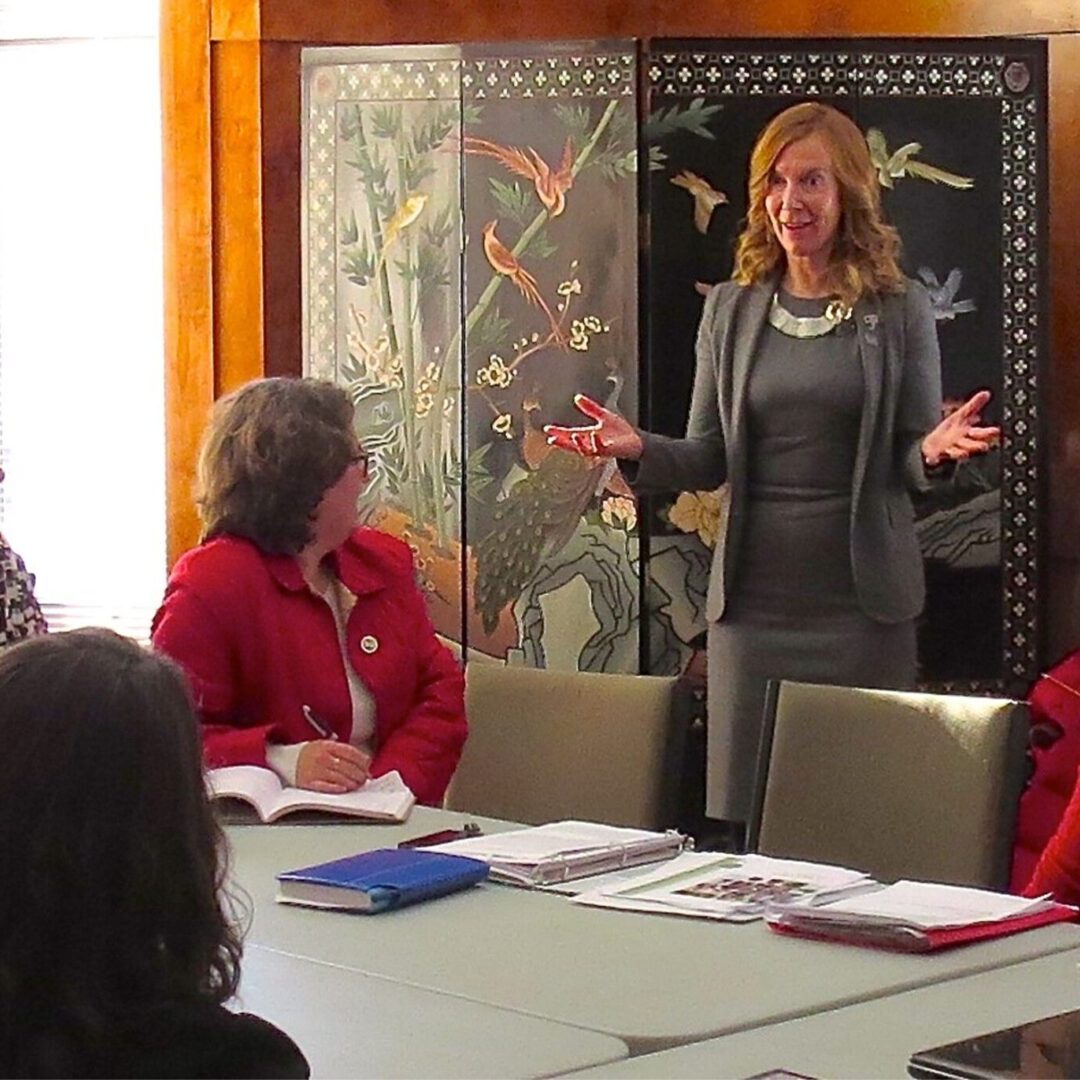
[0,467,47,647]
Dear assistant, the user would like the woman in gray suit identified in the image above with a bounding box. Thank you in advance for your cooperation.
[545,102,999,835]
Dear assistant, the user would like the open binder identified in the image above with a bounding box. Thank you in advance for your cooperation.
[431,820,688,887]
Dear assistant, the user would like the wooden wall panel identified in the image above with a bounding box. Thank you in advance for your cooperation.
[211,38,265,397]
[211,0,259,41]
[161,0,213,566]
[250,0,1080,43]
[260,42,302,378]
[1046,35,1080,657]
[163,0,1080,665]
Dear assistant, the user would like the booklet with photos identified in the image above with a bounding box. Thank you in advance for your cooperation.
[207,765,415,823]
[572,852,873,922]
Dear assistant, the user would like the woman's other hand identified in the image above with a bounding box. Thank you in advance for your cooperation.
[542,394,644,461]
[921,389,1001,467]
[295,740,371,793]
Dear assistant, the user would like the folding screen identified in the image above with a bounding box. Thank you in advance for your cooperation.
[302,41,640,671]
[641,38,1046,693]
[302,37,1046,693]
[303,45,467,648]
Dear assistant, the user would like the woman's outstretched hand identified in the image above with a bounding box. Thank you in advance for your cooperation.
[921,389,1001,468]
[543,394,644,461]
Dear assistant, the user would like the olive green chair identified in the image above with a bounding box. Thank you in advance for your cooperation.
[446,662,684,829]
[747,679,1030,888]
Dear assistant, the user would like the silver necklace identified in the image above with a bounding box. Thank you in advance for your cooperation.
[768,292,852,339]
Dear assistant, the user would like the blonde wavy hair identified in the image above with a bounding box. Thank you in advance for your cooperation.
[732,102,904,308]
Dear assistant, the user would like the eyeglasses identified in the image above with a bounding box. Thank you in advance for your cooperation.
[350,448,372,474]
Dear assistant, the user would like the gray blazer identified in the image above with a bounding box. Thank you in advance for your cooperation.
[633,276,943,624]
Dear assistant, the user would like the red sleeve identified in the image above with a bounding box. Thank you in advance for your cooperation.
[368,580,466,806]
[151,565,280,769]
[1025,769,1080,905]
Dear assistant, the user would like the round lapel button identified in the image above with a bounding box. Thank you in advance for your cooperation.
[360,635,379,654]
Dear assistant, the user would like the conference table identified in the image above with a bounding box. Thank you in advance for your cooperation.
[226,805,1080,1071]
[568,948,1080,1078]
[235,943,629,1078]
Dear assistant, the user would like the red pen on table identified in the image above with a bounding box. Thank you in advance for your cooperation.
[398,823,483,849]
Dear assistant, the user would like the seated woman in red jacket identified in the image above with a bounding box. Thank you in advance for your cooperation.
[152,377,466,805]
[1025,777,1080,905]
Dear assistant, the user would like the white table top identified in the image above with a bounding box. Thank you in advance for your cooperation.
[236,943,628,1079]
[567,947,1080,1078]
[225,810,1080,1054]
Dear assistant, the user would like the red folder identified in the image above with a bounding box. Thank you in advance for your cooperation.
[766,903,1077,953]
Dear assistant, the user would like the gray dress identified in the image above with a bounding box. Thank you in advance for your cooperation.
[707,290,916,822]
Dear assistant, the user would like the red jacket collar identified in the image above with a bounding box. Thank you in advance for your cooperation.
[261,529,389,597]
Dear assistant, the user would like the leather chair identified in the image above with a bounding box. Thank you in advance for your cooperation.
[446,662,683,829]
[747,679,1029,888]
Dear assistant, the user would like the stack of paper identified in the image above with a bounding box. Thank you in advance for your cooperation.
[572,852,874,922]
[430,820,687,887]
[764,879,1077,952]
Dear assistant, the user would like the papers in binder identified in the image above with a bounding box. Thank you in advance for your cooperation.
[572,852,874,922]
[429,820,687,887]
[763,879,1077,952]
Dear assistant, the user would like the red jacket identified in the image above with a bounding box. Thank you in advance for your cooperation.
[151,529,466,805]
[1011,650,1080,895]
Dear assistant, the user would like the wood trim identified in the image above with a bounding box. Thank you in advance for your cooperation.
[211,38,265,397]
[211,0,259,41]
[164,0,1080,665]
[1048,36,1080,564]
[161,0,213,567]
[261,42,303,378]
[253,0,1080,43]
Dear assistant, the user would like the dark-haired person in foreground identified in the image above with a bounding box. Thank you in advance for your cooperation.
[152,377,466,804]
[0,629,308,1078]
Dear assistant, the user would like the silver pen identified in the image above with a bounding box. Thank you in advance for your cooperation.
[301,704,338,741]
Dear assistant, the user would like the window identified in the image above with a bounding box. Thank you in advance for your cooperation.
[0,1,164,639]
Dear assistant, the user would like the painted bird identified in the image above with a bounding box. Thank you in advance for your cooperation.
[374,193,429,274]
[670,169,729,234]
[463,135,575,217]
[473,374,630,634]
[481,220,566,345]
[865,128,974,190]
[916,266,978,321]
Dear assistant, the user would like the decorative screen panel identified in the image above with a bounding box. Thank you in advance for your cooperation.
[302,41,640,672]
[642,38,1046,693]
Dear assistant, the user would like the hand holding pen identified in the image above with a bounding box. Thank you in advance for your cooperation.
[295,705,370,794]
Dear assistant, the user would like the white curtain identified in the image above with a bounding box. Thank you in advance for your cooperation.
[0,4,164,639]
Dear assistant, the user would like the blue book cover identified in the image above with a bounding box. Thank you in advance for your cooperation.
[276,848,489,913]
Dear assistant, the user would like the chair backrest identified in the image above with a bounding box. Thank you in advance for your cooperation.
[446,663,682,829]
[747,679,1030,889]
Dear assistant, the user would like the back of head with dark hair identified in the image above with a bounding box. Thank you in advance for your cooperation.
[0,629,242,1074]
[196,377,358,554]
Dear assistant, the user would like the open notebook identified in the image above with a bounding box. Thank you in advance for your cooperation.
[207,765,415,823]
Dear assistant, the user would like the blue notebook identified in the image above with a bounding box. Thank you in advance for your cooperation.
[276,847,489,913]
